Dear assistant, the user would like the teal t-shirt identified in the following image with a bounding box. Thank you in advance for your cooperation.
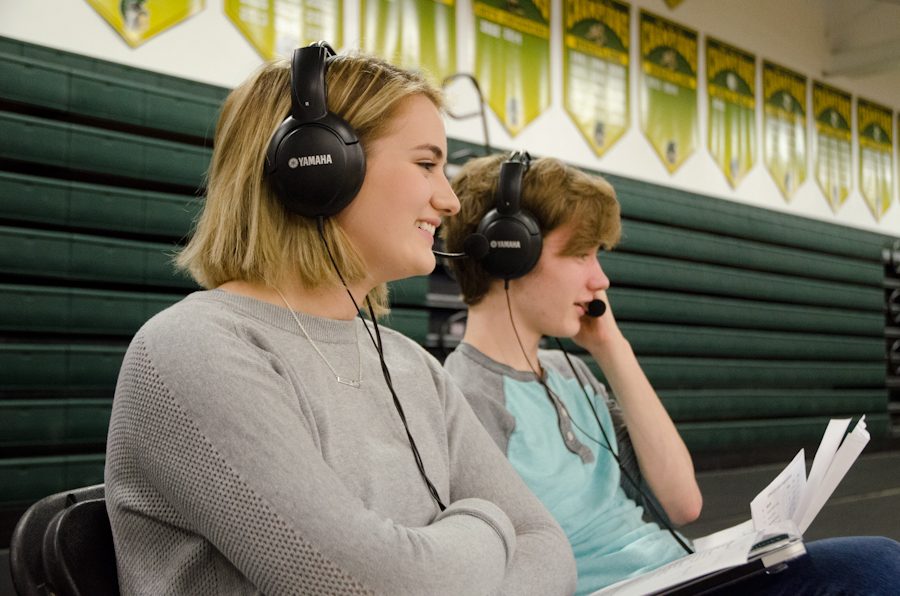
[445,344,686,594]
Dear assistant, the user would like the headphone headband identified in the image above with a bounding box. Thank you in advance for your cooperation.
[289,42,334,122]
[495,151,531,215]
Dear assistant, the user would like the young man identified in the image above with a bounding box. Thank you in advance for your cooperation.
[442,153,700,594]
[442,153,900,595]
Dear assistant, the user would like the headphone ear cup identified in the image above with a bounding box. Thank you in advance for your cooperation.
[473,209,542,279]
[266,114,366,218]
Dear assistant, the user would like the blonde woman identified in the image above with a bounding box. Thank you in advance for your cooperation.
[105,46,576,595]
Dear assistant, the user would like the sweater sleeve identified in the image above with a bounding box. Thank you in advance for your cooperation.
[434,364,578,596]
[106,323,521,596]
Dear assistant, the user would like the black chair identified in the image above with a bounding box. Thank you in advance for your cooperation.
[9,484,119,596]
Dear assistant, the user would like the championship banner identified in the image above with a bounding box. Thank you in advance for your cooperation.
[812,81,852,212]
[763,61,807,201]
[706,37,755,188]
[361,0,456,82]
[563,0,630,157]
[225,0,342,60]
[473,0,551,136]
[857,98,893,221]
[639,10,698,173]
[86,0,204,47]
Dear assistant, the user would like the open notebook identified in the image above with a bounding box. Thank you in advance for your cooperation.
[591,416,869,596]
[650,533,806,595]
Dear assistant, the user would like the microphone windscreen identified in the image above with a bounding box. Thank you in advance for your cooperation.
[463,233,490,260]
[587,299,606,318]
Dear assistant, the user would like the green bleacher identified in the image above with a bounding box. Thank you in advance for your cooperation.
[604,172,893,460]
[0,35,896,547]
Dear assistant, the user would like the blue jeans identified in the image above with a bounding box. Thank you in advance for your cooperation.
[711,536,900,595]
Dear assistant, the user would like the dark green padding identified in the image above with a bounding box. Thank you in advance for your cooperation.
[608,173,894,260]
[0,454,105,507]
[388,276,429,306]
[564,322,882,360]
[0,227,195,288]
[0,36,228,103]
[0,285,183,335]
[0,171,200,238]
[606,288,883,336]
[1,283,433,337]
[0,54,222,140]
[602,252,882,311]
[0,111,211,188]
[618,220,883,286]
[382,309,429,344]
[658,388,887,420]
[0,344,127,395]
[0,399,111,450]
[584,357,884,390]
[0,240,426,301]
[677,414,889,452]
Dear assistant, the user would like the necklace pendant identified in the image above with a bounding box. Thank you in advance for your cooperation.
[337,376,361,389]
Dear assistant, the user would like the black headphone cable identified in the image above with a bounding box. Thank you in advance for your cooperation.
[552,338,693,555]
[317,217,447,512]
[503,285,692,554]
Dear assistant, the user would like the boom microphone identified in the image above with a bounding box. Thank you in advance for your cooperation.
[587,299,606,318]
[433,235,491,261]
[432,250,468,259]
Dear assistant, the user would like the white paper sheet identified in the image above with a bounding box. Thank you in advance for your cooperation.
[692,519,754,552]
[586,416,869,595]
[750,449,806,530]
[797,416,869,532]
[795,418,850,523]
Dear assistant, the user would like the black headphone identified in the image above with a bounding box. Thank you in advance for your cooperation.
[265,42,366,218]
[463,151,543,280]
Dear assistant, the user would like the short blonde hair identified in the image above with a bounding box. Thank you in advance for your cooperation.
[442,154,621,305]
[177,52,443,311]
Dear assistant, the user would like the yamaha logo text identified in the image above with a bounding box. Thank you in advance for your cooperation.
[490,240,521,249]
[288,154,334,169]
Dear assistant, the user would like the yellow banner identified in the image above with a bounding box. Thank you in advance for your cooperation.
[565,35,627,64]
[642,62,697,90]
[86,0,205,47]
[474,0,551,135]
[565,0,629,42]
[563,0,630,156]
[813,82,852,134]
[763,61,806,118]
[857,97,893,221]
[361,0,456,81]
[763,61,807,201]
[706,37,756,188]
[225,0,342,60]
[640,10,698,73]
[813,81,852,212]
[474,3,550,39]
[639,10,698,173]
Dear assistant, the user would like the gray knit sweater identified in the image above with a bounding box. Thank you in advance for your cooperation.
[105,290,576,595]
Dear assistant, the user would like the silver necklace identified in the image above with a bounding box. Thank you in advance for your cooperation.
[275,288,362,389]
